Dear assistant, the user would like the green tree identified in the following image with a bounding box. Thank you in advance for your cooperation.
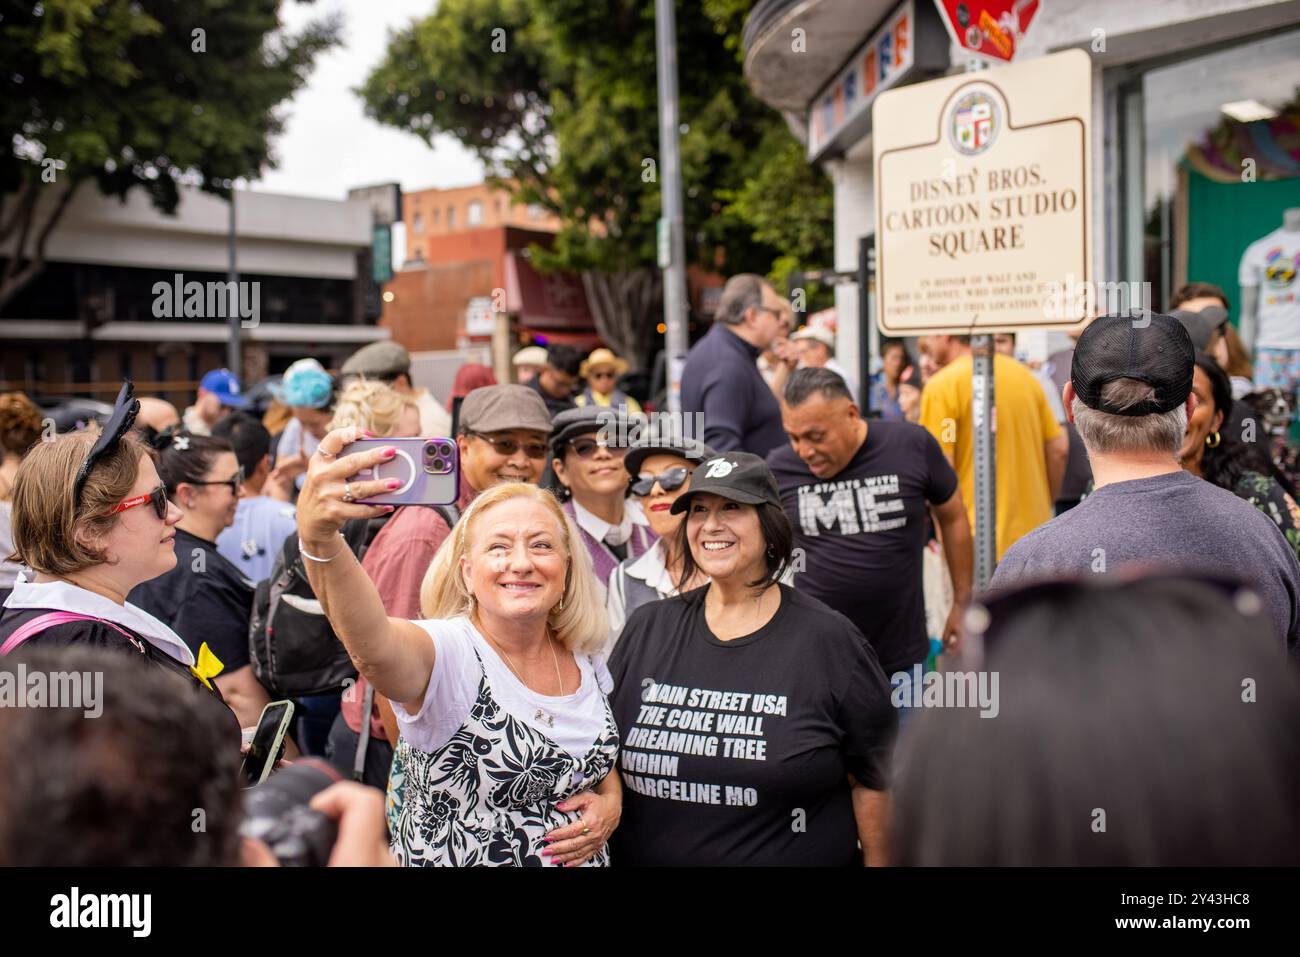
[361,0,832,368]
[0,0,340,309]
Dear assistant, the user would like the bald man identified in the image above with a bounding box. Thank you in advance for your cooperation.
[135,396,180,437]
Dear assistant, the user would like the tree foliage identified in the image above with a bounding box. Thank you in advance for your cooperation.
[0,0,340,308]
[361,0,833,365]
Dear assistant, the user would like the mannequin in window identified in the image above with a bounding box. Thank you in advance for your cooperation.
[1238,209,1300,405]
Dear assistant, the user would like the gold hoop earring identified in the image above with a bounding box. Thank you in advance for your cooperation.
[1206,431,1222,449]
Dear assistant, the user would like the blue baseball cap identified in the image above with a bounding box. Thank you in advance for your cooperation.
[199,368,250,409]
[270,358,334,409]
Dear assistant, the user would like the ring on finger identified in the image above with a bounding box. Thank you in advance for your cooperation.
[342,482,355,503]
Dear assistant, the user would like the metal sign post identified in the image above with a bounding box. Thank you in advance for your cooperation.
[226,190,240,378]
[655,0,690,415]
[970,333,997,588]
[965,58,996,589]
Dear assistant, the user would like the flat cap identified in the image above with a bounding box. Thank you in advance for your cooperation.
[459,384,551,434]
[341,340,411,379]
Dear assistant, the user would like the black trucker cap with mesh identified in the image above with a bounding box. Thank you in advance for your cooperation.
[1070,313,1195,416]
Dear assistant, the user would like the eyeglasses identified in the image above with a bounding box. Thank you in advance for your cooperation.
[190,466,245,495]
[630,466,690,497]
[567,437,627,459]
[589,370,617,381]
[467,431,549,459]
[106,484,169,520]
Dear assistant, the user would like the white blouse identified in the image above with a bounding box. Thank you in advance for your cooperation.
[396,616,613,758]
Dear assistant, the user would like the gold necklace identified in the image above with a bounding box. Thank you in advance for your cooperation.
[485,630,566,727]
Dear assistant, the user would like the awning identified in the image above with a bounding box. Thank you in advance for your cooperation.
[519,328,605,350]
[504,252,594,328]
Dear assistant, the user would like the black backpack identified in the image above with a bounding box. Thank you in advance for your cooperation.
[248,505,460,697]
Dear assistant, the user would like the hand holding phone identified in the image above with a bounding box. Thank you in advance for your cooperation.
[240,700,295,787]
[338,437,459,506]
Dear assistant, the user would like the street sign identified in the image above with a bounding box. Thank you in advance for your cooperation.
[934,0,1039,63]
[372,225,393,285]
[872,48,1092,336]
[348,182,403,226]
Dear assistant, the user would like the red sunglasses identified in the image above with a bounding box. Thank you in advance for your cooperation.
[106,485,169,520]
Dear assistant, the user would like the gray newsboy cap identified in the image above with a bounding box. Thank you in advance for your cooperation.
[460,384,552,434]
[340,340,411,379]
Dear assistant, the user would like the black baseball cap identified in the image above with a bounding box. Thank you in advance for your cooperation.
[1168,308,1217,351]
[1071,313,1194,416]
[669,451,782,514]
[624,433,716,477]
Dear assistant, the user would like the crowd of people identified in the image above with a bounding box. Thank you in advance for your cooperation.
[1,272,1299,867]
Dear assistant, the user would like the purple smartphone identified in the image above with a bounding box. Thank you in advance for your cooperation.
[339,437,460,506]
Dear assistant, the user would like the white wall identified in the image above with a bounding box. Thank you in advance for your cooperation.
[3,184,371,279]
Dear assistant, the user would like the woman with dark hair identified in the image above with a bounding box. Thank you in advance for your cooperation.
[869,338,919,422]
[0,392,44,598]
[893,574,1300,865]
[128,428,287,738]
[606,434,715,641]
[549,407,655,594]
[607,451,897,865]
[1180,353,1300,557]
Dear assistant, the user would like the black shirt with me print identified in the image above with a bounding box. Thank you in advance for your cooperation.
[768,420,958,675]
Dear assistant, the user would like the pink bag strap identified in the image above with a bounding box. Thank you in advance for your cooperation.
[0,611,134,656]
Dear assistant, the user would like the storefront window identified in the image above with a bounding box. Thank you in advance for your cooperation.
[1126,30,1300,318]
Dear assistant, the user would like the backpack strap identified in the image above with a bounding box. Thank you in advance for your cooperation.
[1,611,135,657]
[432,503,461,528]
[353,681,376,782]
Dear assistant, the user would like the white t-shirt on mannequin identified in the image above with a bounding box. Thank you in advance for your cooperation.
[1239,227,1300,350]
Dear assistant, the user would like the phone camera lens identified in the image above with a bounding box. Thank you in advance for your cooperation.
[437,442,452,457]
[432,458,446,472]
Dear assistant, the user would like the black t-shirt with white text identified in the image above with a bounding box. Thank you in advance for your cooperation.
[607,584,896,866]
[767,421,958,674]
[129,528,255,677]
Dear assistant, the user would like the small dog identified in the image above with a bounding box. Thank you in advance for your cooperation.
[1241,388,1300,489]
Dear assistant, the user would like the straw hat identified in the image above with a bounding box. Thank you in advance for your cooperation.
[580,347,629,378]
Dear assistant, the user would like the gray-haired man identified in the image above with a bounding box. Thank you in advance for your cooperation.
[680,273,791,457]
[990,313,1300,658]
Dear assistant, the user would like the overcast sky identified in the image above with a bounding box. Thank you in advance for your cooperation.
[250,0,482,200]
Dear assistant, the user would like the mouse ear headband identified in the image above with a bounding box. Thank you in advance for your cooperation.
[73,381,139,507]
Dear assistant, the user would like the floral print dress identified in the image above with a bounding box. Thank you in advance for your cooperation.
[1233,470,1300,560]
[386,647,619,866]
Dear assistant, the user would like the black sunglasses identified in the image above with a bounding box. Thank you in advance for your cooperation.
[567,437,627,459]
[630,466,690,497]
[467,431,549,459]
[190,466,245,495]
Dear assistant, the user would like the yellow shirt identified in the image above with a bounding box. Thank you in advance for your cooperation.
[919,353,1063,559]
[575,389,643,416]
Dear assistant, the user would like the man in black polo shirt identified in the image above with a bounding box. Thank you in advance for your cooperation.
[768,369,973,679]
[681,274,791,456]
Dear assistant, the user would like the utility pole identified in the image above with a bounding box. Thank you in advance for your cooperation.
[655,0,689,415]
[226,185,241,377]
